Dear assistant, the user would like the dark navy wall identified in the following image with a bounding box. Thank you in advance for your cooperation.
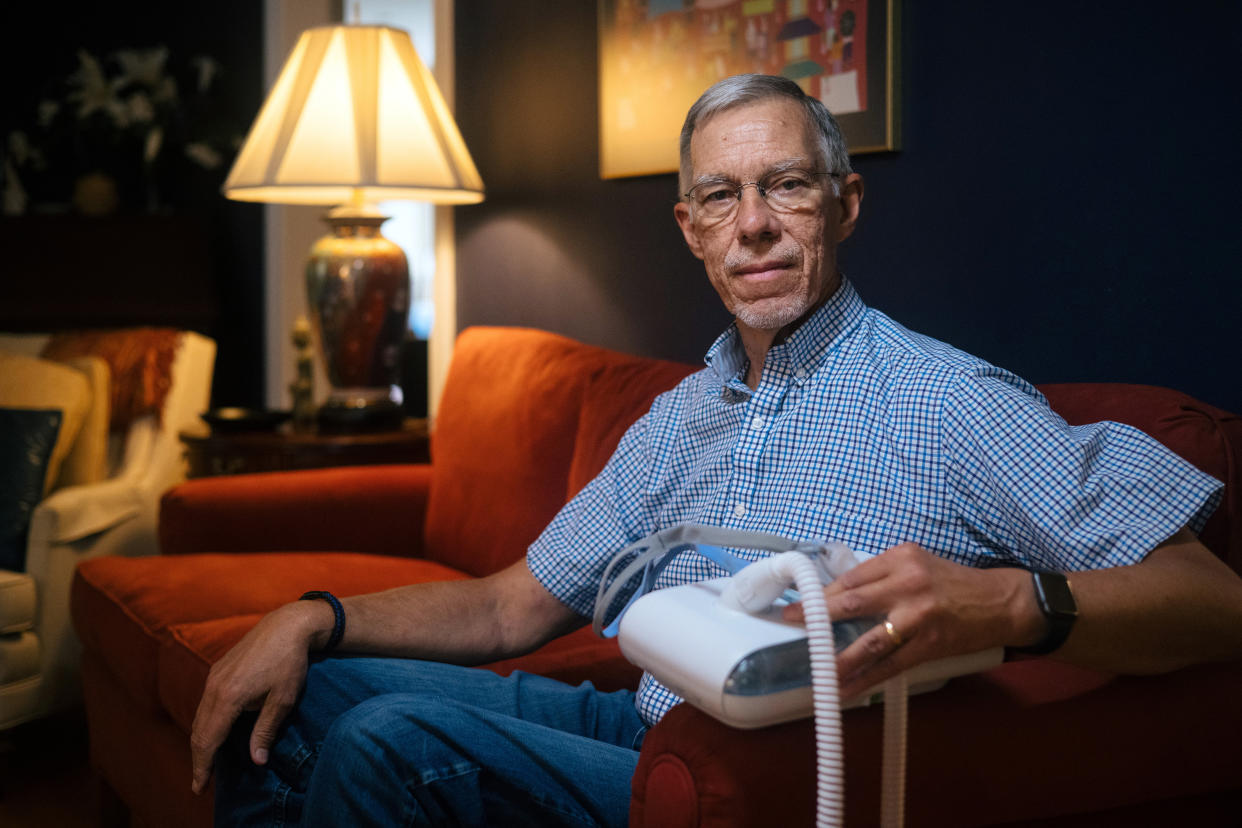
[455,1,1242,414]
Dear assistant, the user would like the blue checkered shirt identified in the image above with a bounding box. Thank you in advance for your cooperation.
[526,278,1223,726]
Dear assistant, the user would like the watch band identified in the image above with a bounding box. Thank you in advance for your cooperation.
[299,590,346,652]
[1012,570,1077,656]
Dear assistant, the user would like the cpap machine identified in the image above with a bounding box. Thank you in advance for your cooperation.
[594,524,1003,828]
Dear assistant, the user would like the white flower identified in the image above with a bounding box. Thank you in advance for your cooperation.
[37,100,59,128]
[185,142,223,169]
[144,127,164,164]
[153,75,178,106]
[12,43,234,214]
[3,159,28,215]
[8,131,31,165]
[127,92,155,124]
[67,50,127,126]
[191,56,220,94]
[115,46,169,89]
[8,133,45,170]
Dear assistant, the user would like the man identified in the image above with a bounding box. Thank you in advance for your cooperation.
[195,74,1242,826]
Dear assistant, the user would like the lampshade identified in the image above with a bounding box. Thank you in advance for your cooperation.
[223,24,484,206]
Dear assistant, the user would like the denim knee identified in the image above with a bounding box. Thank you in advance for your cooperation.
[322,693,468,783]
[303,694,487,827]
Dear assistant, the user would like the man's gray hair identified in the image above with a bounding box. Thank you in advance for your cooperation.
[678,74,853,195]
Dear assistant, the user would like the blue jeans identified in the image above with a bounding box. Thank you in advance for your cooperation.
[215,657,646,827]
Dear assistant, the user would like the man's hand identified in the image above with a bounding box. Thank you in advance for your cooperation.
[783,543,1042,701]
[189,600,331,794]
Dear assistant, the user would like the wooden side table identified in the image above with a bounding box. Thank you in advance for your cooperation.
[181,419,430,478]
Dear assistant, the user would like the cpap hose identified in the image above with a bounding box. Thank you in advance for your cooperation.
[881,672,908,828]
[722,551,909,828]
[723,551,843,828]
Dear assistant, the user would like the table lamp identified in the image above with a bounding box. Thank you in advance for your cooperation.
[223,24,483,430]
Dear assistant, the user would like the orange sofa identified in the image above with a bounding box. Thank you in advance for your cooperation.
[71,326,1242,827]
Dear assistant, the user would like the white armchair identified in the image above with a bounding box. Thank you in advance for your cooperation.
[0,329,215,728]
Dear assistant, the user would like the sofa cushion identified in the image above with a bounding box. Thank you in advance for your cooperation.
[157,616,641,735]
[0,630,41,684]
[566,352,696,499]
[0,569,37,634]
[426,328,605,577]
[160,613,265,733]
[482,626,641,695]
[71,552,472,713]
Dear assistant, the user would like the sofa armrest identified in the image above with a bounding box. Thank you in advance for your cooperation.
[158,464,433,558]
[632,659,1242,827]
[631,704,816,828]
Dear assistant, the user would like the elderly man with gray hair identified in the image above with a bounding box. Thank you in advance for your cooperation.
[194,74,1242,827]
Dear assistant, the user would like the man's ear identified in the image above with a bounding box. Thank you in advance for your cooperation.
[674,201,705,260]
[835,173,864,242]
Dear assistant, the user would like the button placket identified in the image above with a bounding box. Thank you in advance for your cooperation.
[726,360,793,526]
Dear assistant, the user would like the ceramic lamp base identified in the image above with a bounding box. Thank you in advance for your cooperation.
[306,205,411,432]
[317,393,404,433]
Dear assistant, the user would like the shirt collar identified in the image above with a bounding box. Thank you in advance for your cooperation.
[704,276,867,393]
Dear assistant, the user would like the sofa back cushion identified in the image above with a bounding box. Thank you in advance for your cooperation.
[566,354,698,499]
[425,329,1240,581]
[1039,383,1241,572]
[426,327,697,577]
[425,328,603,577]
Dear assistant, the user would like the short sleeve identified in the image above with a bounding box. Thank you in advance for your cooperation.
[940,372,1223,571]
[526,402,664,617]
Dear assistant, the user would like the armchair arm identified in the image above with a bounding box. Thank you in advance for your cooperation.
[30,476,143,545]
[24,477,169,715]
[158,464,433,558]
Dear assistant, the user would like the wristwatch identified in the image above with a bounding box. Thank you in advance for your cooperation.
[1012,570,1078,655]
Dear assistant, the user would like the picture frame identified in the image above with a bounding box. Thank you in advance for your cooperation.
[598,0,900,179]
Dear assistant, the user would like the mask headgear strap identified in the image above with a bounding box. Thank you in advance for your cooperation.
[592,524,803,638]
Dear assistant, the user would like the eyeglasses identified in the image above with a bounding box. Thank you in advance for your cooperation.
[683,168,840,223]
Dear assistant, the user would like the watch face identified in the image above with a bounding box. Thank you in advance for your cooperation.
[1037,571,1078,618]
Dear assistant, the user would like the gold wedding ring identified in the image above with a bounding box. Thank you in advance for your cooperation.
[884,620,904,648]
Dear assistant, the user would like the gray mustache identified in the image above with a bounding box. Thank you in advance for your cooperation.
[723,248,800,274]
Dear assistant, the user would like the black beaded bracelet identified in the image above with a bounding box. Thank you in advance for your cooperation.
[299,590,346,652]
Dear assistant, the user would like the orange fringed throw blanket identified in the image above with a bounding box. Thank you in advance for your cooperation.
[43,328,182,432]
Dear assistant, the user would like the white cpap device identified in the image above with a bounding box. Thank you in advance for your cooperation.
[593,524,1003,828]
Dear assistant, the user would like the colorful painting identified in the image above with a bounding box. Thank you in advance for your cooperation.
[599,0,898,178]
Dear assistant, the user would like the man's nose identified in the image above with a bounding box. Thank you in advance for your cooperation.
[735,186,780,241]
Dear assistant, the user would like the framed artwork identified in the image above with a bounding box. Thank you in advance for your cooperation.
[598,0,900,179]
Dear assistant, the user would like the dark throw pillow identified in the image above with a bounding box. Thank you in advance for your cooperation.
[0,408,62,571]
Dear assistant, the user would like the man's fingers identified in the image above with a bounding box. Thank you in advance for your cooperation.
[837,617,919,700]
[837,614,912,677]
[190,697,233,795]
[782,576,893,624]
[839,653,908,702]
[190,731,215,795]
[823,553,893,595]
[249,690,295,766]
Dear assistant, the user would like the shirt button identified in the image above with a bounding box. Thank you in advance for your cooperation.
[733,502,747,518]
[795,368,808,380]
[750,416,766,430]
